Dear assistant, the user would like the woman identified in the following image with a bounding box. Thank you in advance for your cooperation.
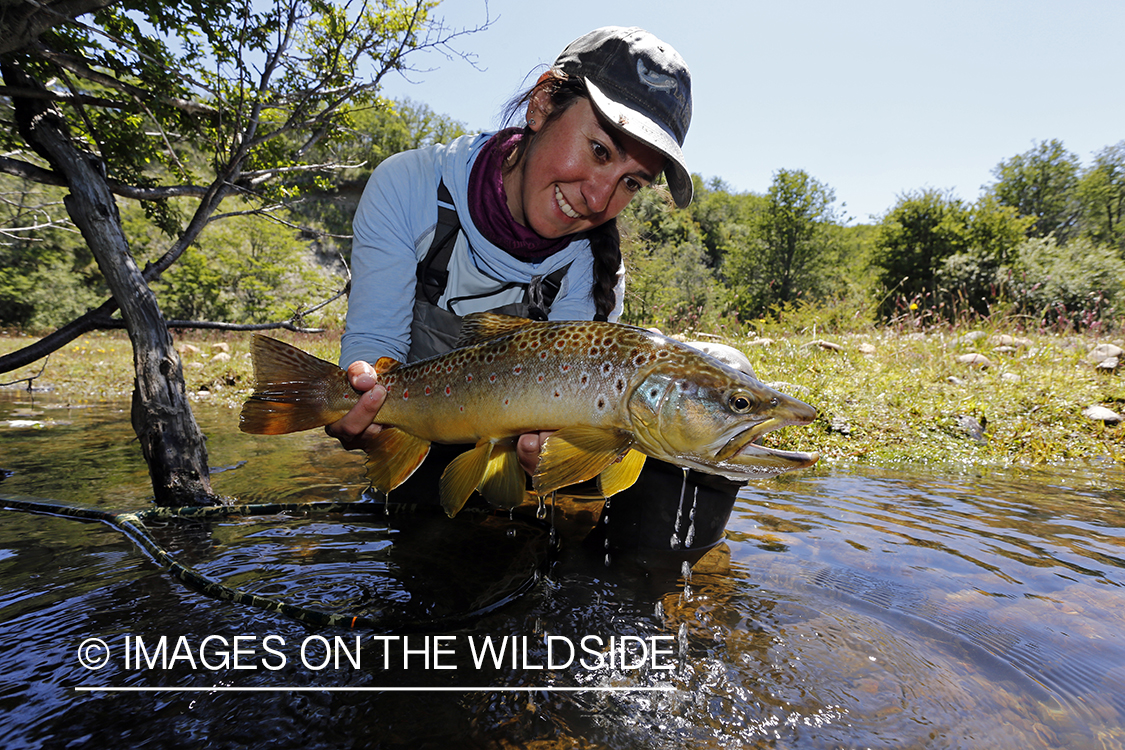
[327,26,737,554]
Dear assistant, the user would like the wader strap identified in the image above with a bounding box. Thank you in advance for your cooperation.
[414,180,570,319]
[415,181,461,306]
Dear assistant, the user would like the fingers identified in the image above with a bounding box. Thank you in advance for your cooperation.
[517,430,555,476]
[324,360,386,451]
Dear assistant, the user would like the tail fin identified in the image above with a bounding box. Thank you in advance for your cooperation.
[239,335,354,435]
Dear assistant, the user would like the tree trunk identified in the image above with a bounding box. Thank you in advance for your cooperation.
[4,62,214,506]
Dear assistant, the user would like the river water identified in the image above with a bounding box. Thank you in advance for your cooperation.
[1,393,1123,749]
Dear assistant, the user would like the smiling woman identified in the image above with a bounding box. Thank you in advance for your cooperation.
[314,26,759,554]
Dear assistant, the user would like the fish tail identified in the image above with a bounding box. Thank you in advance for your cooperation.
[239,335,353,435]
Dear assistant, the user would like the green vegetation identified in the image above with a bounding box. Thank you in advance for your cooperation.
[3,321,1120,470]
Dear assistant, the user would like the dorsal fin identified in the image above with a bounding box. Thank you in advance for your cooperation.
[456,312,536,347]
[373,356,401,375]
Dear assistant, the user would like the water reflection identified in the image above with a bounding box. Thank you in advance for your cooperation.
[1,393,1123,748]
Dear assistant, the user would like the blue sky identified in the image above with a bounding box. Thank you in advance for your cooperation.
[378,0,1125,223]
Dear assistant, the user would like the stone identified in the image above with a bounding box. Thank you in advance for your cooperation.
[1083,405,1122,424]
[956,353,992,368]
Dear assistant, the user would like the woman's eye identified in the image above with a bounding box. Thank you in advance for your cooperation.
[624,177,642,193]
[591,141,609,160]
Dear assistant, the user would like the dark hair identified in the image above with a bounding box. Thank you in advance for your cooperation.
[502,71,621,321]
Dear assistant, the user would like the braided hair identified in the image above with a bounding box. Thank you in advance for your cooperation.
[502,71,622,321]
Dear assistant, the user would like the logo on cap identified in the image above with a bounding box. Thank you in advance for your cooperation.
[636,59,677,93]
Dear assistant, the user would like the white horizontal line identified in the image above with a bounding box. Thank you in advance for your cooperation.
[75,685,676,693]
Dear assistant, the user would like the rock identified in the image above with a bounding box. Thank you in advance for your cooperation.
[956,353,992,368]
[954,331,987,346]
[211,342,231,353]
[1001,372,1021,383]
[1083,405,1122,424]
[746,338,774,347]
[857,342,877,355]
[1089,344,1124,364]
[947,376,966,385]
[828,416,852,436]
[1096,356,1119,372]
[988,334,1032,348]
[210,352,231,363]
[957,415,987,443]
[808,340,842,352]
[992,345,1017,355]
[178,343,201,356]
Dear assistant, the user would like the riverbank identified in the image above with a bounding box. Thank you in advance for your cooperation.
[1,325,1122,469]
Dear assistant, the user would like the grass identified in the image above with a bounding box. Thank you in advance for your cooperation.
[1,323,1122,471]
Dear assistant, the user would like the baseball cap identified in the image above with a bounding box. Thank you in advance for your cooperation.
[553,26,694,208]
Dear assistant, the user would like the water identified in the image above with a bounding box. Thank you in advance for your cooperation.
[1,392,1124,749]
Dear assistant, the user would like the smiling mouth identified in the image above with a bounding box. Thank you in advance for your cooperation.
[555,185,583,219]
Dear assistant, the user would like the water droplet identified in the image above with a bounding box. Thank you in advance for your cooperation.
[604,552,612,567]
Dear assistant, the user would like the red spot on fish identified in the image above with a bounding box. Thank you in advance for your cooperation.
[553,390,560,398]
[445,385,452,396]
[561,364,570,372]
[539,351,548,360]
[466,374,473,382]
[424,386,432,396]
[402,389,409,400]
[513,365,522,375]
[537,374,544,383]
[489,374,497,383]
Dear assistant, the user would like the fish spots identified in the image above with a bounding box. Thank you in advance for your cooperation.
[444,385,452,396]
[459,405,464,413]
[580,373,589,387]
[553,390,561,399]
[596,396,607,410]
[633,352,649,366]
[601,362,614,376]
[537,374,545,383]
[445,363,454,374]
[560,363,570,372]
[424,386,432,396]
[402,388,409,400]
[489,373,497,383]
[503,397,510,407]
[512,364,522,375]
[614,377,626,395]
[554,339,566,349]
[465,374,473,383]
[538,351,549,361]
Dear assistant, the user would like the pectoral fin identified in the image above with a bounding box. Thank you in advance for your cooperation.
[439,439,493,517]
[533,427,634,496]
[364,428,431,495]
[597,448,647,497]
[479,440,527,509]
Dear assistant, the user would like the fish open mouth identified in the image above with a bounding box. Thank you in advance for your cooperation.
[716,418,819,471]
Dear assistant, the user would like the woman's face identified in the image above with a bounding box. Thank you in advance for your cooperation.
[504,96,667,239]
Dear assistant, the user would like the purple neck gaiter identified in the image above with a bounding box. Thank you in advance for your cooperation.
[467,128,573,262]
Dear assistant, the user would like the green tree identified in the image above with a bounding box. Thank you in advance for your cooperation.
[725,169,839,319]
[871,189,971,313]
[1076,141,1125,255]
[988,139,1080,240]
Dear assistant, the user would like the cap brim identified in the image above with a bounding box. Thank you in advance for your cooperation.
[583,77,693,208]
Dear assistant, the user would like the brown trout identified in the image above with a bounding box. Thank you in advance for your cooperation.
[240,313,819,516]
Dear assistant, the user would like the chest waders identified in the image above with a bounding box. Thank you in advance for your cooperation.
[388,182,740,560]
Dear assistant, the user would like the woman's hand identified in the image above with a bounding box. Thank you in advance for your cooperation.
[517,431,555,476]
[324,360,387,451]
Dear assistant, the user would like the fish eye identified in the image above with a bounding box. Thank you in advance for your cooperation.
[729,393,753,413]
